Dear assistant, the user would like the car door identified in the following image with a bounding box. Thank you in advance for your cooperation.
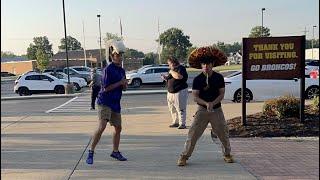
[140,69,155,83]
[154,68,169,83]
[37,75,55,90]
[24,75,41,90]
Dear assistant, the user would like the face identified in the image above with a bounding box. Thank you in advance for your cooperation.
[112,53,123,65]
[167,60,174,69]
[201,62,214,73]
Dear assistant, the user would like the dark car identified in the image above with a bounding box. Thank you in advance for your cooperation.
[1,72,16,77]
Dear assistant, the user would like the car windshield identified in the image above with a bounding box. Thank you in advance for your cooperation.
[73,67,90,72]
[225,71,242,78]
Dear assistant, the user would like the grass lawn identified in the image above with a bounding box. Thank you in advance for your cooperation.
[187,64,241,73]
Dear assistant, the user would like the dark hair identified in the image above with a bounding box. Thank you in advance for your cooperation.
[167,56,180,66]
[200,56,217,65]
[108,46,113,63]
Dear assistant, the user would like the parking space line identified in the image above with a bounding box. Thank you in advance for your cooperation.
[45,96,78,113]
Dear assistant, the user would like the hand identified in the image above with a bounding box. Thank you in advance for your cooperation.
[120,78,128,86]
[169,70,175,74]
[206,102,214,112]
[160,74,167,80]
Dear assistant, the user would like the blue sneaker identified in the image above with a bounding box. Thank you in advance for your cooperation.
[110,151,127,161]
[86,150,94,164]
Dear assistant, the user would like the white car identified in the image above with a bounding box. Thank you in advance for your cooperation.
[47,72,87,91]
[126,66,170,87]
[14,72,67,96]
[224,71,319,102]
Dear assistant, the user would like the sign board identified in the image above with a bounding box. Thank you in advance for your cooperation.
[243,36,304,80]
[241,36,306,126]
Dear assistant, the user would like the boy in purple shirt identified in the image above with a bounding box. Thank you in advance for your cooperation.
[86,40,128,164]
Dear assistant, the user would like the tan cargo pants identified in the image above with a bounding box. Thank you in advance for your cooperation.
[181,105,231,158]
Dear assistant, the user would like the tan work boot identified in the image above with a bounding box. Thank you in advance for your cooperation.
[177,155,187,166]
[223,155,234,163]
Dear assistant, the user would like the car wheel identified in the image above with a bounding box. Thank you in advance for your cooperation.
[233,89,253,103]
[54,86,65,94]
[305,86,319,99]
[132,78,142,88]
[18,87,31,96]
[73,83,81,91]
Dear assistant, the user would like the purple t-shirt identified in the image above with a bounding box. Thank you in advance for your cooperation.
[97,63,125,113]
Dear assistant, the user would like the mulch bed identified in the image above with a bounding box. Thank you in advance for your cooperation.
[227,105,319,137]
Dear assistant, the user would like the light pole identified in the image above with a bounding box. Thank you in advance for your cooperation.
[312,25,317,59]
[261,8,266,37]
[97,14,103,68]
[62,0,73,94]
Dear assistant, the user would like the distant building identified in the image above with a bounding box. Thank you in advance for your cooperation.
[1,49,143,74]
[306,48,319,60]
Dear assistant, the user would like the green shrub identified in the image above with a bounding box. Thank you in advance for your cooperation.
[263,95,300,119]
[311,96,319,113]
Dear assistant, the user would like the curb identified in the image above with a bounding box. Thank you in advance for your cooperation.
[1,89,193,101]
[1,93,82,101]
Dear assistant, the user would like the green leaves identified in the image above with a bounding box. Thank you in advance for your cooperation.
[158,28,192,63]
[35,49,49,72]
[249,26,271,38]
[58,36,82,51]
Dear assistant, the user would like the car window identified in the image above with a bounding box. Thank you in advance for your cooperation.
[40,75,53,81]
[154,68,169,73]
[145,69,154,74]
[225,71,242,78]
[307,61,320,66]
[56,74,64,79]
[73,67,90,72]
[25,75,40,80]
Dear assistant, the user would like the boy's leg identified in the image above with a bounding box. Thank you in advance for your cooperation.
[180,109,209,158]
[109,112,127,161]
[209,108,231,156]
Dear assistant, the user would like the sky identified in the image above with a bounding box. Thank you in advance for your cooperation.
[1,0,319,55]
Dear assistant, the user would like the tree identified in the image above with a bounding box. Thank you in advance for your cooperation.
[306,39,319,49]
[104,32,123,43]
[1,51,17,58]
[213,42,242,55]
[158,28,192,63]
[249,26,271,38]
[143,52,157,65]
[36,49,49,72]
[27,36,53,60]
[58,36,82,51]
[124,48,145,59]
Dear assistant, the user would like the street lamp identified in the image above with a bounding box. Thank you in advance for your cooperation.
[62,0,70,83]
[261,8,266,37]
[97,14,103,68]
[62,0,73,94]
[312,25,317,59]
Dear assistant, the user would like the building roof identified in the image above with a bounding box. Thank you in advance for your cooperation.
[52,49,105,61]
[1,57,28,62]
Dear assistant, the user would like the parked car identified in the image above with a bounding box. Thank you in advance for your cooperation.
[43,68,64,73]
[69,66,91,73]
[126,66,170,87]
[1,72,16,77]
[305,59,319,77]
[47,72,87,91]
[14,72,67,96]
[63,67,91,84]
[224,71,319,102]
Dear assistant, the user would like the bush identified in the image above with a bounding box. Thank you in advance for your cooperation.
[311,96,319,114]
[263,95,300,119]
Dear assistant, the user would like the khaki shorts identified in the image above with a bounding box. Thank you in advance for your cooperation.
[97,104,122,127]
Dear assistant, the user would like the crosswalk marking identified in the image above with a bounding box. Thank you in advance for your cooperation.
[45,95,92,113]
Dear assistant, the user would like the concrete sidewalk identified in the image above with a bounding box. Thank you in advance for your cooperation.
[1,103,319,179]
